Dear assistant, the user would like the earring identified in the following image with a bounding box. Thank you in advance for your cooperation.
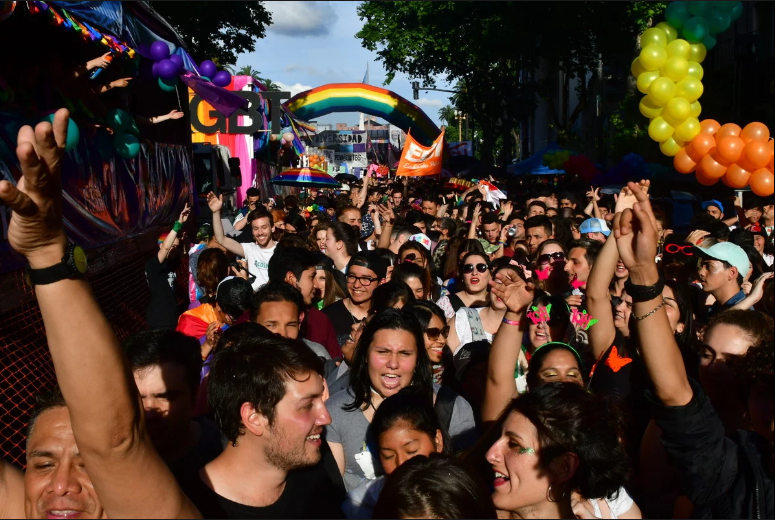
[546,484,556,503]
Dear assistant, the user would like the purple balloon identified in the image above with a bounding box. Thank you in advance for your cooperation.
[150,41,170,62]
[157,59,178,80]
[169,54,184,74]
[199,60,217,79]
[212,70,232,87]
[151,61,160,78]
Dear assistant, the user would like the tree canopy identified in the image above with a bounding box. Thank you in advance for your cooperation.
[149,1,272,65]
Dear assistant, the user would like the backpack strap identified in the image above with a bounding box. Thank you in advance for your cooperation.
[434,385,457,433]
[448,293,465,313]
[464,307,487,343]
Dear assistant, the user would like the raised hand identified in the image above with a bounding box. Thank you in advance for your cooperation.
[586,187,601,202]
[612,181,659,284]
[0,108,69,267]
[489,270,535,314]
[167,110,185,120]
[377,203,395,222]
[207,191,223,213]
[178,202,191,223]
[110,78,133,89]
[748,272,774,303]
[87,53,112,70]
[685,229,710,246]
[615,180,649,213]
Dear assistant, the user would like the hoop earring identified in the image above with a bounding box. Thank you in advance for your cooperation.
[546,484,556,503]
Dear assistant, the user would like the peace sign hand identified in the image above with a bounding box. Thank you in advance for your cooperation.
[613,181,659,285]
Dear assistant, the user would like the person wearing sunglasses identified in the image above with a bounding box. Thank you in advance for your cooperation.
[404,301,453,386]
[437,252,492,319]
[533,240,568,297]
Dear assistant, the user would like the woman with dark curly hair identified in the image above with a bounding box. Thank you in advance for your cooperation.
[485,383,631,519]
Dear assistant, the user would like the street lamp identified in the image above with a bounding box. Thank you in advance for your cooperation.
[454,110,466,142]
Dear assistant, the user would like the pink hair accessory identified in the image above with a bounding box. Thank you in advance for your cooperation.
[526,304,552,325]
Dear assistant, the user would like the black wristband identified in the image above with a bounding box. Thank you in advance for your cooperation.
[624,276,665,303]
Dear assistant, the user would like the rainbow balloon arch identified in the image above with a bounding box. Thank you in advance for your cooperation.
[632,1,774,196]
[283,83,441,146]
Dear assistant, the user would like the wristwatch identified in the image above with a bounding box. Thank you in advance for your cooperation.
[25,243,88,286]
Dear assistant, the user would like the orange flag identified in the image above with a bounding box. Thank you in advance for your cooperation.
[396,128,445,177]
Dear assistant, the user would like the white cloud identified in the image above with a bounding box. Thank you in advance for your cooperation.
[415,98,443,108]
[266,1,339,37]
[274,81,314,98]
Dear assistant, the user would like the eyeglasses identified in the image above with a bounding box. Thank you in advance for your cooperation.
[462,263,488,274]
[425,326,450,341]
[537,252,565,264]
[346,274,379,286]
[664,244,694,255]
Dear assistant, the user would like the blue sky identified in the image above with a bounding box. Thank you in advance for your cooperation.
[235,1,455,128]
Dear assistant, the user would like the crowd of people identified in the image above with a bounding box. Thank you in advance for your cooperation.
[0,110,773,519]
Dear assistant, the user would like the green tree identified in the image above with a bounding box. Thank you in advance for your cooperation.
[237,65,261,78]
[149,2,272,65]
[438,105,457,126]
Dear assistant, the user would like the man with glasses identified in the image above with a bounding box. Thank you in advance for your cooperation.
[322,252,387,347]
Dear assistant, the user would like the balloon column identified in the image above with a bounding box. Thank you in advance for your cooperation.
[632,1,773,196]
[149,42,233,91]
[106,108,141,159]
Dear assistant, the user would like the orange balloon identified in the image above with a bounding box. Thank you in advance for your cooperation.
[724,163,752,188]
[721,173,736,188]
[700,153,728,179]
[699,119,720,135]
[674,147,697,173]
[685,144,703,163]
[769,154,774,173]
[690,133,716,156]
[716,123,742,138]
[696,166,719,186]
[739,122,770,144]
[749,168,774,196]
[742,141,771,169]
[715,135,745,163]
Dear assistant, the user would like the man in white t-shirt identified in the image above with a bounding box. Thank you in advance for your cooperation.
[208,192,276,291]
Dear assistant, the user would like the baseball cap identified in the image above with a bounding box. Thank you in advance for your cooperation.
[580,218,611,237]
[409,233,432,251]
[340,185,351,192]
[452,340,491,381]
[702,199,724,213]
[694,242,750,278]
[347,251,388,280]
[215,277,254,318]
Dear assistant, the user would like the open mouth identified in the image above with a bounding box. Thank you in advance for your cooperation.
[382,374,401,389]
[306,431,322,446]
[493,470,510,487]
[534,331,547,341]
[470,277,480,285]
[47,511,83,519]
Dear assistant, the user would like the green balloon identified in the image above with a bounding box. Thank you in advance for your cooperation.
[158,76,178,92]
[106,108,133,133]
[43,114,79,152]
[688,1,711,17]
[201,76,212,82]
[707,10,730,34]
[729,1,743,21]
[665,1,690,29]
[114,132,140,160]
[714,1,737,12]
[682,17,709,43]
[702,35,717,50]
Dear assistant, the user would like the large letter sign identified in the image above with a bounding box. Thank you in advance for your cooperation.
[190,91,291,135]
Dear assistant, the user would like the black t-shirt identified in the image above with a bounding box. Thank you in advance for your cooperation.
[145,256,180,330]
[180,460,345,519]
[170,417,224,484]
[322,300,357,347]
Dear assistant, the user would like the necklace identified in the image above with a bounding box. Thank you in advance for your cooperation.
[344,299,361,324]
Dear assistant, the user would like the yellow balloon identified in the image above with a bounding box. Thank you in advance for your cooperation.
[666,39,691,60]
[636,71,660,94]
[649,77,676,105]
[664,97,692,125]
[675,76,704,102]
[649,116,674,142]
[689,43,707,64]
[639,45,668,71]
[631,58,647,77]
[690,100,702,118]
[641,27,667,48]
[656,22,678,43]
[674,117,701,142]
[661,56,689,82]
[639,95,664,119]
[687,61,704,80]
[660,137,684,156]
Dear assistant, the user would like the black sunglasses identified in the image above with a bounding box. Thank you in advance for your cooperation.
[425,326,450,341]
[462,263,488,274]
[403,253,418,262]
[538,252,565,264]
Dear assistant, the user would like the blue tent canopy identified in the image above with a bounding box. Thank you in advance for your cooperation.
[507,143,565,175]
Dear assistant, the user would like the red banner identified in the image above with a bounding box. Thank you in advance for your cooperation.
[396,128,445,177]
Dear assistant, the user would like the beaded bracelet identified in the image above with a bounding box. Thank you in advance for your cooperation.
[633,298,665,321]
[502,318,521,326]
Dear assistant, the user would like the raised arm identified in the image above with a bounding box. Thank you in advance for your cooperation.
[481,271,534,424]
[612,181,692,407]
[0,459,24,519]
[0,110,198,517]
[208,191,245,257]
[376,202,396,249]
[158,203,190,264]
[467,204,481,239]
